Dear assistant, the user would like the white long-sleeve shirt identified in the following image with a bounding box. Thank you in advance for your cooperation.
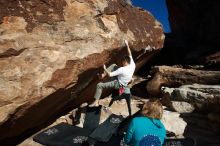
[109,56,135,86]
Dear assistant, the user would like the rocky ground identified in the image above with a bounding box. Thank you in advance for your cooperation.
[16,75,220,146]
[18,97,220,146]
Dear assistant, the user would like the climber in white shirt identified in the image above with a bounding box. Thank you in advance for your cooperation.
[89,39,136,107]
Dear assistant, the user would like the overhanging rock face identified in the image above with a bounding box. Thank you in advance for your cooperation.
[0,0,164,139]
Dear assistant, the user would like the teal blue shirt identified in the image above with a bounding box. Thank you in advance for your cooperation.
[124,117,166,146]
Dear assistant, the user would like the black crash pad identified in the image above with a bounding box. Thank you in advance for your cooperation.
[83,106,101,132]
[89,114,124,142]
[94,135,123,146]
[33,123,90,146]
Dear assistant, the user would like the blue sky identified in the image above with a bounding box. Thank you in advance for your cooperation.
[131,0,171,33]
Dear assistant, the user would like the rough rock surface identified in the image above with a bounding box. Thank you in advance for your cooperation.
[208,113,220,123]
[205,52,220,67]
[147,66,220,96]
[162,110,187,136]
[0,0,164,140]
[170,101,195,114]
[182,113,220,146]
[162,84,220,112]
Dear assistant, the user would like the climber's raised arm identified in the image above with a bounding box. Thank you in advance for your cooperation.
[124,39,132,57]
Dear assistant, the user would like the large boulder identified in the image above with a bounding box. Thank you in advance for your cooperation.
[161,110,187,136]
[147,66,220,96]
[169,101,195,114]
[161,84,220,112]
[0,0,164,140]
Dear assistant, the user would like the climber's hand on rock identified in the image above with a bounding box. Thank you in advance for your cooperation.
[124,39,128,46]
[103,64,106,70]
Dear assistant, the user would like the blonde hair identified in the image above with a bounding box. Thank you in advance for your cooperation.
[141,99,163,119]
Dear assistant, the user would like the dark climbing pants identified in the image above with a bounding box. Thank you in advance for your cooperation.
[109,94,131,116]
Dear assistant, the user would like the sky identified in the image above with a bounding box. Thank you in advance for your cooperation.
[131,0,171,33]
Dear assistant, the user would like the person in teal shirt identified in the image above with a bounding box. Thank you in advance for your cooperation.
[124,99,166,146]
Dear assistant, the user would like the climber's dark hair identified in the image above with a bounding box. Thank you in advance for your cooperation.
[121,55,131,64]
